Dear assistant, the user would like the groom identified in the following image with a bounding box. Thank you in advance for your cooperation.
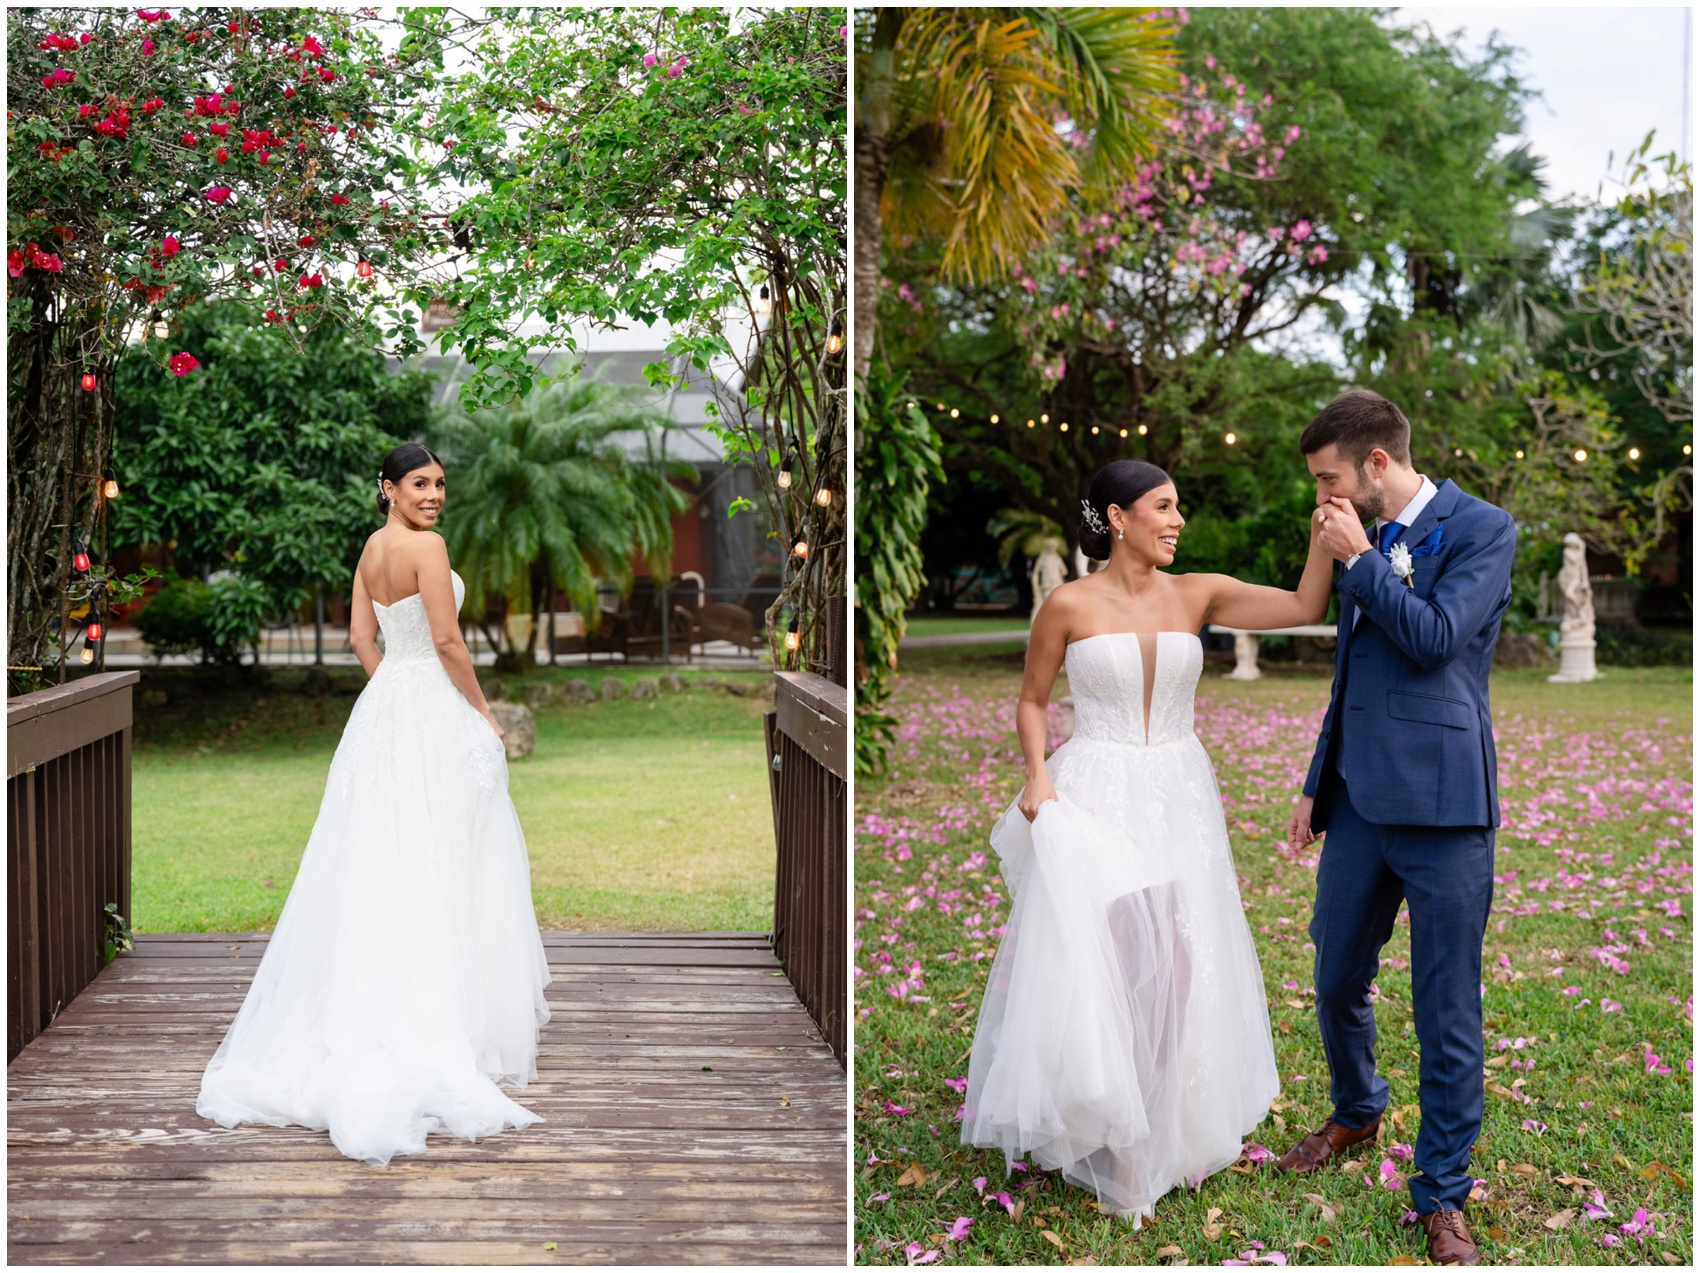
[1279,390,1516,1267]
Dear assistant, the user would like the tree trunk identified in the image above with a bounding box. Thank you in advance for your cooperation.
[852,8,902,382]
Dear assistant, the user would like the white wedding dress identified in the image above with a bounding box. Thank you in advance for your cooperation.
[963,631,1279,1222]
[197,570,552,1165]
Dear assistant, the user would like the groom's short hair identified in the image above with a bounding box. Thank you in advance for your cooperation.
[1300,389,1412,468]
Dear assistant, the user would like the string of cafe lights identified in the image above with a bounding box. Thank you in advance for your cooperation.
[908,400,1685,463]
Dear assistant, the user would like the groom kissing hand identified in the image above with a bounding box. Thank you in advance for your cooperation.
[1278,389,1516,1269]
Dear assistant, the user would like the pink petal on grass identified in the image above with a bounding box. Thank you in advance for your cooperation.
[945,1217,972,1242]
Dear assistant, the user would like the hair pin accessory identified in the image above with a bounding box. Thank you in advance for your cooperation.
[1079,499,1108,535]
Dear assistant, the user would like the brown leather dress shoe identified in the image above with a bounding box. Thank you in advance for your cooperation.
[1273,1112,1382,1174]
[1418,1209,1481,1265]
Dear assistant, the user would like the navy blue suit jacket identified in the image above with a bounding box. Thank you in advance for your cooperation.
[1303,480,1516,830]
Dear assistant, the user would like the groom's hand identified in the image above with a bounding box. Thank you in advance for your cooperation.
[1287,794,1318,852]
[1315,497,1374,563]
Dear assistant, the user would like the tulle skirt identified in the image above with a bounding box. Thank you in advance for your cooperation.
[196,656,552,1166]
[962,733,1279,1222]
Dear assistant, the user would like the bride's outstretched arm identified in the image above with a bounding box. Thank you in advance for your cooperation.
[1015,590,1072,821]
[1195,505,1334,630]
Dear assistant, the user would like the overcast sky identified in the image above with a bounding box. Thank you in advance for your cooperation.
[1395,5,1691,204]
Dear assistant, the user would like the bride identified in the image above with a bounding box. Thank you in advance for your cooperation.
[962,458,1333,1223]
[197,442,552,1166]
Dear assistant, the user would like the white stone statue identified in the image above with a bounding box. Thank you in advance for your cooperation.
[1549,532,1598,683]
[1030,537,1068,619]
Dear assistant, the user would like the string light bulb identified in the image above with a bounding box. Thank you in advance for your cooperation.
[102,469,120,500]
[1225,432,1237,445]
[1574,448,1588,462]
[1040,413,1049,424]
[784,617,800,652]
[1515,449,1525,459]
[80,641,95,665]
[1685,444,1693,456]
[755,284,772,316]
[356,254,373,279]
[825,318,843,357]
[814,487,832,507]
[777,452,795,490]
[72,541,91,572]
[85,611,103,642]
[81,372,96,391]
[1026,419,1035,428]
[990,414,1000,424]
[791,538,808,560]
[1628,447,1641,460]
[1119,428,1128,438]
[1137,424,1148,436]
[150,310,169,340]
[1059,422,1069,433]
[949,407,959,419]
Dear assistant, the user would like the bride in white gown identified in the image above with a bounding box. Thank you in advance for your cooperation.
[963,458,1335,1223]
[197,443,551,1166]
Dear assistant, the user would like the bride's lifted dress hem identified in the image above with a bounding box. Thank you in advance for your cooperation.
[196,571,552,1167]
[961,631,1279,1223]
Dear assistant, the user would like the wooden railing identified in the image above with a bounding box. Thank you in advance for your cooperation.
[7,672,139,1061]
[766,669,847,1065]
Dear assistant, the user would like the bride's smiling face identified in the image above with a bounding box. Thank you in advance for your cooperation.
[386,463,445,529]
[1108,482,1185,564]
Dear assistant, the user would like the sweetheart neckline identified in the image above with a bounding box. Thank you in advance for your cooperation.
[1066,630,1202,650]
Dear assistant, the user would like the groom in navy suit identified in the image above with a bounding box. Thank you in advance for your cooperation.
[1277,390,1516,1267]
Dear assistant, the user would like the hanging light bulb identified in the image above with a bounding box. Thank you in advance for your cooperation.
[1515,449,1525,459]
[1628,447,1641,460]
[1059,422,1069,433]
[80,641,95,665]
[1090,426,1100,435]
[1685,444,1693,456]
[777,452,795,490]
[815,486,832,507]
[949,407,959,419]
[356,254,373,279]
[755,284,772,316]
[1040,412,1049,424]
[149,309,169,340]
[1573,448,1588,463]
[825,318,843,356]
[85,611,103,642]
[1026,419,1035,428]
[1225,432,1237,445]
[102,468,120,500]
[784,617,800,652]
[1119,428,1128,438]
[792,538,808,559]
[72,540,91,572]
[81,371,97,391]
[524,252,536,269]
[990,414,1000,424]
[1137,424,1148,436]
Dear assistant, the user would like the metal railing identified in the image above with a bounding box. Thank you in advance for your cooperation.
[7,671,139,1061]
[535,581,782,665]
[766,668,847,1065]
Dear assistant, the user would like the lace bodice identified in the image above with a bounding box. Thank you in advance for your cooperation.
[374,570,465,663]
[1064,631,1203,747]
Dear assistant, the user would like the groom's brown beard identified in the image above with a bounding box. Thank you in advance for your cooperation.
[1351,464,1387,521]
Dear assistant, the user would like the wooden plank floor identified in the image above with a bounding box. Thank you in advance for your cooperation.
[8,932,847,1265]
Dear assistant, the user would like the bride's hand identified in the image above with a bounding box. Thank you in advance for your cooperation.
[481,708,506,743]
[1018,774,1059,822]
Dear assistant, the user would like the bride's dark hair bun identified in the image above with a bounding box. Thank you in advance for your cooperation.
[377,442,441,516]
[1080,459,1172,560]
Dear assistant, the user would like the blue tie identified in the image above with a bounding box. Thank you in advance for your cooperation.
[1377,521,1404,555]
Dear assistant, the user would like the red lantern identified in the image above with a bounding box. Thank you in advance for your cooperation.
[80,371,96,391]
[72,540,90,572]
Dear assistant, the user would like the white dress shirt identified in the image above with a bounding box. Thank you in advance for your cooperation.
[1347,474,1437,628]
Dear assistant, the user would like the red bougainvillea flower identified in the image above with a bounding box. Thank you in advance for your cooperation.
[330,193,350,206]
[257,150,270,165]
[7,250,25,278]
[215,147,229,164]
[167,351,199,376]
[141,38,154,54]
[160,235,181,259]
[42,68,75,88]
[140,96,163,114]
[80,103,97,118]
[273,257,287,272]
[26,243,65,273]
[181,131,197,145]
[318,66,334,83]
[205,185,232,204]
[298,272,323,288]
[283,86,296,98]
[301,35,324,57]
[208,121,230,137]
[297,234,314,247]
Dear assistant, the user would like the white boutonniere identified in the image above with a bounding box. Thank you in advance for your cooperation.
[1387,541,1415,589]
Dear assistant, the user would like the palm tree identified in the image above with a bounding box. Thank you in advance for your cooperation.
[429,376,693,673]
[854,7,1179,378]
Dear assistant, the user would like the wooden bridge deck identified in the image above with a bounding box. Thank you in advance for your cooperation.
[7,932,846,1265]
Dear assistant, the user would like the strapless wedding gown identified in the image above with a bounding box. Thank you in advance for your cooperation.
[197,570,552,1165]
[963,631,1279,1222]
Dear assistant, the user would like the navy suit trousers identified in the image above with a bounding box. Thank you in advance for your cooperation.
[1309,781,1496,1213]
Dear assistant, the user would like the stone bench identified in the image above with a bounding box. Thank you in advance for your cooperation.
[1205,624,1337,680]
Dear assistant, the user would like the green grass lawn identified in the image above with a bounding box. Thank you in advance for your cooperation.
[902,615,1031,638]
[856,645,1692,1265]
[132,665,776,933]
